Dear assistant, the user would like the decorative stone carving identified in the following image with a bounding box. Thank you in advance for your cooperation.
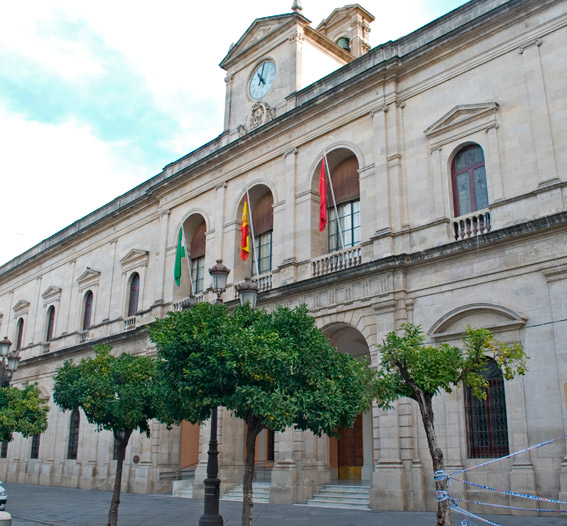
[247,102,276,131]
[42,286,62,305]
[77,268,101,291]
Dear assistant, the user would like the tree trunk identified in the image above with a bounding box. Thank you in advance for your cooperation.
[415,393,452,526]
[242,418,262,526]
[108,428,133,526]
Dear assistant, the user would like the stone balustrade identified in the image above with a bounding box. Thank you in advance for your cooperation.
[311,246,363,277]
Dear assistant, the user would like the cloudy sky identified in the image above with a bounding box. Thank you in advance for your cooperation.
[0,0,467,266]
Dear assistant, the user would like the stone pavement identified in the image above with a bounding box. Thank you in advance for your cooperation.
[4,483,567,526]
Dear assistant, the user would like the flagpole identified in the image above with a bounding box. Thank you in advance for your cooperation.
[181,227,195,295]
[323,151,345,250]
[245,188,261,277]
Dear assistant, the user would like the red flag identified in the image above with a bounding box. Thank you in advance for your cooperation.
[319,156,327,231]
[240,196,250,261]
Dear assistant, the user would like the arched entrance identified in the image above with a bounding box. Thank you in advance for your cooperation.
[324,324,373,482]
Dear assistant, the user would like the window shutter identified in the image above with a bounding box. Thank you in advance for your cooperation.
[190,221,206,258]
[329,156,359,205]
[252,193,274,235]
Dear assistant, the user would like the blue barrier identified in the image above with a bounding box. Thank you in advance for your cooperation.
[433,434,567,526]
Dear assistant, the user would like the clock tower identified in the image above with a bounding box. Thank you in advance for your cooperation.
[220,2,374,143]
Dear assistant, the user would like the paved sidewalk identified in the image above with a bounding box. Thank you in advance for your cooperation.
[4,483,567,526]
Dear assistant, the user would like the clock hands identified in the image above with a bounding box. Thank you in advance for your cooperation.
[257,64,266,86]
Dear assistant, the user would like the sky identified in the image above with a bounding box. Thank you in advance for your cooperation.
[0,0,468,266]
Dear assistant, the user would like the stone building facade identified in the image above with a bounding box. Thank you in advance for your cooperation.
[0,0,566,513]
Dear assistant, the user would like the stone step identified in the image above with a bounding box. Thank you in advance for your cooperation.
[221,482,271,503]
[299,500,372,510]
[172,479,194,499]
[303,484,371,510]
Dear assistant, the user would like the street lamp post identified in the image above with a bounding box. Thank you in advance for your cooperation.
[197,259,230,526]
[195,262,259,526]
[0,337,21,388]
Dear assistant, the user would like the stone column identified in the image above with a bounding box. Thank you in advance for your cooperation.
[542,266,567,504]
[520,38,561,213]
[270,427,298,504]
[371,298,406,510]
[370,105,393,259]
[485,125,504,203]
[155,209,170,307]
[213,183,226,264]
[275,148,298,285]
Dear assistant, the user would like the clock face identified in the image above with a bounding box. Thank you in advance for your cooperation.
[249,61,276,99]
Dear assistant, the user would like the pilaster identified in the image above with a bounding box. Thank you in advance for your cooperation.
[520,38,559,193]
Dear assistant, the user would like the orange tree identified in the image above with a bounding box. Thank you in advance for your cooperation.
[150,302,374,526]
[375,324,528,526]
[53,346,160,526]
[0,384,48,443]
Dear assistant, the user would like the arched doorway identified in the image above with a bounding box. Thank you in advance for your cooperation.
[323,324,372,482]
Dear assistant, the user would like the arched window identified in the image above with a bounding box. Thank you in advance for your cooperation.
[452,144,488,216]
[190,221,206,294]
[252,192,274,275]
[68,409,80,460]
[465,358,509,458]
[327,155,360,251]
[15,318,24,350]
[127,273,140,317]
[82,290,93,330]
[31,434,40,459]
[45,306,55,342]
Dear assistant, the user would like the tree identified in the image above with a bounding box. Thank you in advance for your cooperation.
[0,384,48,443]
[150,302,374,526]
[53,345,159,526]
[374,324,528,526]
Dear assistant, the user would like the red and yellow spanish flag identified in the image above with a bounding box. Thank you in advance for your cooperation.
[319,156,327,231]
[240,196,250,261]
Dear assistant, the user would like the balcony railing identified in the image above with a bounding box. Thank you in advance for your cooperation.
[79,330,89,343]
[452,210,491,241]
[124,316,137,331]
[233,273,273,300]
[311,245,363,277]
[171,294,204,312]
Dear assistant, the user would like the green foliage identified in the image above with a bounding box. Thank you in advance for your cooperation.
[0,384,49,442]
[375,323,529,407]
[149,302,373,436]
[53,345,159,436]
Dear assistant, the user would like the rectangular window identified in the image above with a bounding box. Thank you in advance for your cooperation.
[68,409,80,460]
[31,434,40,459]
[0,442,7,459]
[253,231,272,275]
[329,200,360,251]
[191,256,205,294]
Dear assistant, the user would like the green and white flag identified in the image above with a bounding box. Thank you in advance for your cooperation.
[174,227,186,287]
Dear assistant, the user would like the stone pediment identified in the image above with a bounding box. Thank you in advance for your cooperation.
[220,14,301,68]
[316,5,374,32]
[13,299,30,314]
[120,249,149,272]
[424,103,499,143]
[77,268,101,289]
[42,286,62,303]
[428,303,526,340]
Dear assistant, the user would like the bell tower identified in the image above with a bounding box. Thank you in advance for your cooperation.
[220,3,374,143]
